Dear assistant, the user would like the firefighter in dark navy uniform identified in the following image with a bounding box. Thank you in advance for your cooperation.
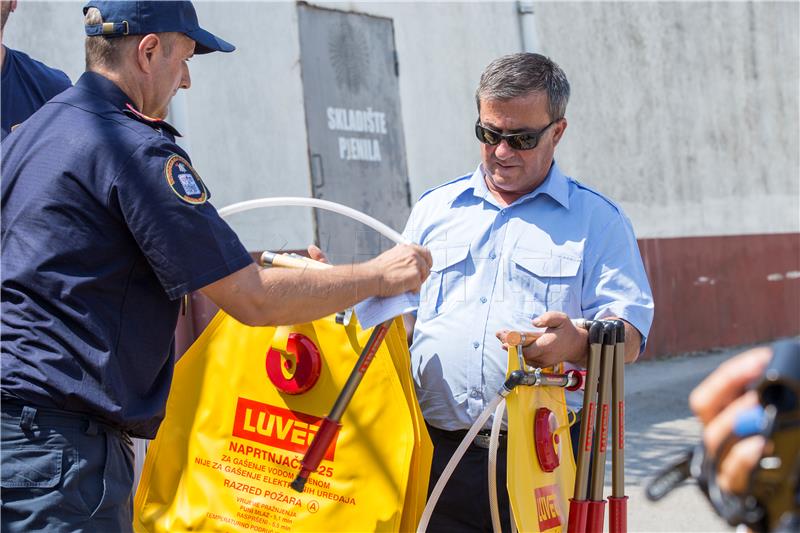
[0,2,431,531]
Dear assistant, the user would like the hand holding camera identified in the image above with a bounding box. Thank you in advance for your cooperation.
[646,340,800,533]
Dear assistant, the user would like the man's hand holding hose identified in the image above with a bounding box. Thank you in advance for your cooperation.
[203,243,431,327]
[363,243,432,296]
[308,243,432,296]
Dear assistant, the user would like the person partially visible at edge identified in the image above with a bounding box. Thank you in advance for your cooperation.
[0,1,431,531]
[690,341,800,531]
[690,344,795,492]
[1,0,71,139]
[401,52,654,532]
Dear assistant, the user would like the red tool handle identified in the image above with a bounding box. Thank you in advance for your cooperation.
[586,500,606,533]
[608,496,628,533]
[567,499,589,533]
[290,417,340,492]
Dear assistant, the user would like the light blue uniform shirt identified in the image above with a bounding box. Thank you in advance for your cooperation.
[403,162,654,430]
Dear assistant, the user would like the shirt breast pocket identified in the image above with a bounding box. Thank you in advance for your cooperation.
[418,245,471,320]
[510,245,582,322]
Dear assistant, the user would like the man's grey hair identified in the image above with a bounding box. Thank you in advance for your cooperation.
[84,7,174,70]
[84,7,139,70]
[475,53,570,120]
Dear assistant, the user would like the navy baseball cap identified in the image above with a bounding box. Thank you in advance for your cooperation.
[83,1,235,54]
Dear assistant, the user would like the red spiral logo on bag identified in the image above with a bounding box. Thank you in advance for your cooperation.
[266,333,322,394]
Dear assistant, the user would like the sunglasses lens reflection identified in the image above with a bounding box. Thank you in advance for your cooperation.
[475,123,540,150]
[513,134,538,150]
[476,124,499,145]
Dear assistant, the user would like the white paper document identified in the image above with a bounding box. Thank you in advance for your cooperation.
[354,292,419,329]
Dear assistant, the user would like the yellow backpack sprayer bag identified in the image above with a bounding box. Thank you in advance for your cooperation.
[506,347,577,532]
[417,338,580,533]
[133,311,431,532]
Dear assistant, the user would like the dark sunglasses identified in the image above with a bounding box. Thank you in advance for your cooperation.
[474,118,558,150]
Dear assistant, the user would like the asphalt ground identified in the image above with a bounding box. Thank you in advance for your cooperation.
[618,347,743,532]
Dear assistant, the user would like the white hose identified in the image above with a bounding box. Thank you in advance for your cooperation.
[416,395,505,533]
[488,399,507,533]
[217,197,409,245]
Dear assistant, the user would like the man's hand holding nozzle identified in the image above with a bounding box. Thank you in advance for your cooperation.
[496,311,590,368]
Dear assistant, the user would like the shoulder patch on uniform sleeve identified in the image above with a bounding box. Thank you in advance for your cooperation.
[164,154,208,205]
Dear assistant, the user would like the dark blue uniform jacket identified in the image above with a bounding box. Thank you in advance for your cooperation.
[1,46,71,139]
[1,72,252,438]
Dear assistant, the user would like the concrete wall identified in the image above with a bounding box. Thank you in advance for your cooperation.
[3,2,85,78]
[184,2,313,251]
[537,2,800,239]
[8,1,796,242]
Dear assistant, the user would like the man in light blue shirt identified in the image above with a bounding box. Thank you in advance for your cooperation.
[403,52,654,532]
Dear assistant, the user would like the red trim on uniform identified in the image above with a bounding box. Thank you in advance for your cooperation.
[125,103,163,123]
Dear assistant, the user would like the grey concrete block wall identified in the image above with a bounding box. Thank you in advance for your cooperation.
[3,1,85,79]
[4,1,798,248]
[538,1,800,238]
[187,2,314,251]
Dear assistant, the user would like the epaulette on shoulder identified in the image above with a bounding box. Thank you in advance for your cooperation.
[417,173,473,202]
[123,104,182,137]
[570,177,626,215]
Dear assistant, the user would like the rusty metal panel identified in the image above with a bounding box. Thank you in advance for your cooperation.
[638,233,800,358]
[298,4,411,264]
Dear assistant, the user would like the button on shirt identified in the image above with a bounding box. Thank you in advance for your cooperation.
[1,72,253,438]
[403,163,654,430]
[1,46,71,139]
